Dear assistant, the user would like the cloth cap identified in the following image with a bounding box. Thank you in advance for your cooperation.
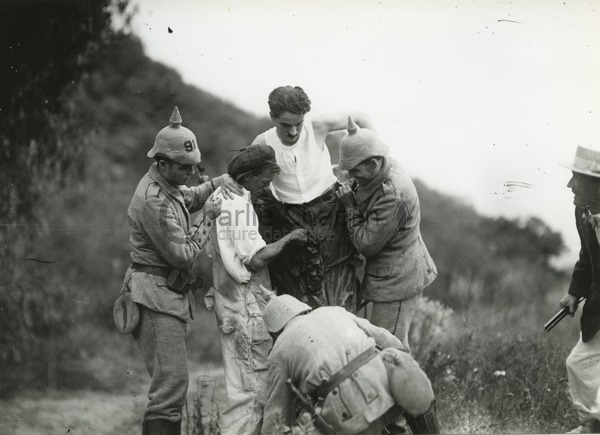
[147,106,201,165]
[339,117,389,170]
[263,295,311,333]
[227,144,280,182]
[560,146,600,179]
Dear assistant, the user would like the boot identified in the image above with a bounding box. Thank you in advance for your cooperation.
[405,401,440,434]
[566,419,600,434]
[142,418,181,435]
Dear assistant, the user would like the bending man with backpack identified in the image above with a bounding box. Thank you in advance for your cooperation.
[260,294,440,434]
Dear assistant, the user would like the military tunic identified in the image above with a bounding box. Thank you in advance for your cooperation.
[261,307,404,435]
[126,163,215,421]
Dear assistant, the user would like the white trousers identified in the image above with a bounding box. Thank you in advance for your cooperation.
[566,331,600,422]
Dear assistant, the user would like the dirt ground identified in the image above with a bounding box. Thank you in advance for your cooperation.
[0,361,227,435]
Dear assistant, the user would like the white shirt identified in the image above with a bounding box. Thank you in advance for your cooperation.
[265,118,338,204]
[212,187,266,283]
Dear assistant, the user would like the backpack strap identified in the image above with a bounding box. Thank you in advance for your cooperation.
[314,346,378,400]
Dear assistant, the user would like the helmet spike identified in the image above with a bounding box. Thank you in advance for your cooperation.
[338,119,389,171]
[169,106,182,128]
[347,116,359,135]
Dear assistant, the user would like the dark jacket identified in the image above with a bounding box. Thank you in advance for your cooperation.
[568,206,600,342]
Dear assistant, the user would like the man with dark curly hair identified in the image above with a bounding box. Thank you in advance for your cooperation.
[251,85,374,311]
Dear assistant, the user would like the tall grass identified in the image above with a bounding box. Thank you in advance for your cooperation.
[412,289,581,434]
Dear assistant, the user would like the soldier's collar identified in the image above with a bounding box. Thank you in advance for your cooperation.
[355,156,391,202]
[148,163,185,202]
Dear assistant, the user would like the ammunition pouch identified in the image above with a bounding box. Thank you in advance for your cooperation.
[166,268,203,294]
[131,263,203,294]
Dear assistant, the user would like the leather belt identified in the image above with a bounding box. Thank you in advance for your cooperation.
[131,263,171,279]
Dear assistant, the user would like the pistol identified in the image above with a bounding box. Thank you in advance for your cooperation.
[543,297,585,333]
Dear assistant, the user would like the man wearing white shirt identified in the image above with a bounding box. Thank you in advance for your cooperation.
[205,144,307,435]
[252,85,375,310]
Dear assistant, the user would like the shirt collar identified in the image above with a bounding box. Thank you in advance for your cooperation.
[148,163,185,202]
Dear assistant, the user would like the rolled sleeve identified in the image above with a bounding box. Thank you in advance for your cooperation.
[221,196,267,265]
[215,194,267,283]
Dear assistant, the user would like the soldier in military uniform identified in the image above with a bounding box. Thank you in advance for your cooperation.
[335,118,437,352]
[260,294,440,435]
[124,106,241,435]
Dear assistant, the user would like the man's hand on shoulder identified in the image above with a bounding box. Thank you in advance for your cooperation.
[214,174,243,199]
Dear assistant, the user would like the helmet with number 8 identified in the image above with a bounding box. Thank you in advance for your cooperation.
[147,106,201,165]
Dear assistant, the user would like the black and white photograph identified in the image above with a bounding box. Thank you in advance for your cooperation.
[1,0,599,433]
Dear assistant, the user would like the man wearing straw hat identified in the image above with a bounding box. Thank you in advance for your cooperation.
[559,146,600,434]
[124,106,241,435]
[205,144,308,435]
[335,118,437,352]
[251,85,375,311]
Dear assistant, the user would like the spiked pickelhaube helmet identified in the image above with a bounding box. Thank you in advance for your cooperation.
[338,117,389,170]
[147,106,201,165]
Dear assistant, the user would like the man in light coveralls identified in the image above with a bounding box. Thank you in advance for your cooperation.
[206,144,308,434]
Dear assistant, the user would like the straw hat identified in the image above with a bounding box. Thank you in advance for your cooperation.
[560,146,600,178]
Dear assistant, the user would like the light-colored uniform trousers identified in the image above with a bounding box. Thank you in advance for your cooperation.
[369,293,421,353]
[133,305,190,422]
[566,331,600,422]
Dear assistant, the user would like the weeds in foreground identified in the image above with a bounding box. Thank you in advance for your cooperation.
[182,297,579,434]
[412,300,577,433]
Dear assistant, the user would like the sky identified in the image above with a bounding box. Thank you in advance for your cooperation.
[129,0,600,266]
